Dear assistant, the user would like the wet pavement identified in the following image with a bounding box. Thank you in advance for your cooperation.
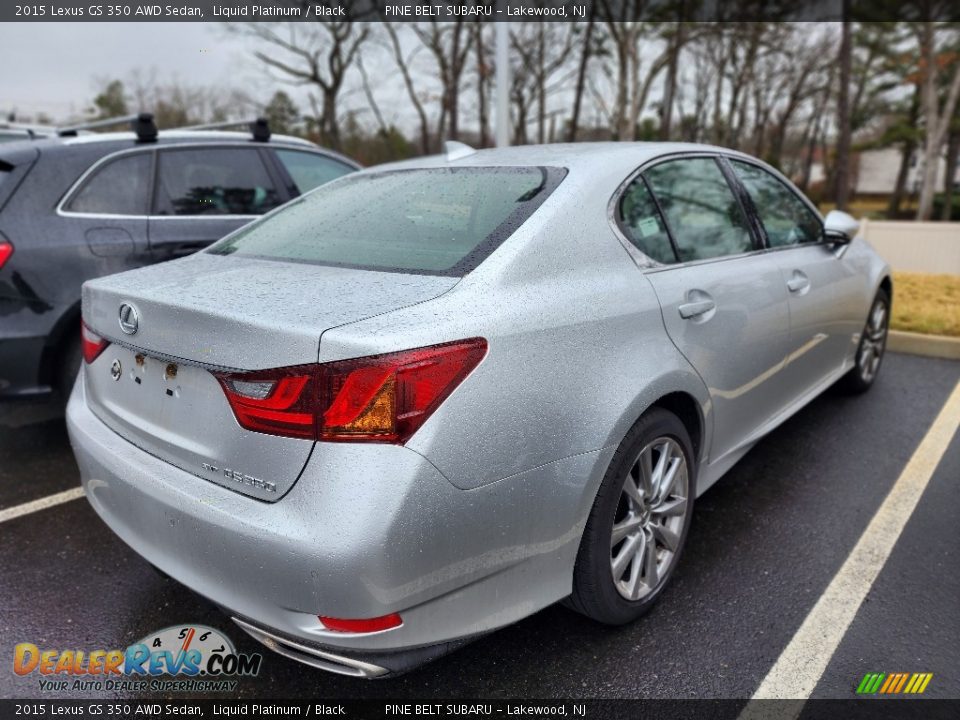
[1,352,957,700]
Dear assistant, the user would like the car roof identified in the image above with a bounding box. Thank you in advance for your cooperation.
[4,129,359,168]
[371,141,756,177]
[60,129,315,148]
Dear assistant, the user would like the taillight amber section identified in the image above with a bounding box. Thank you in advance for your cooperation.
[215,338,487,444]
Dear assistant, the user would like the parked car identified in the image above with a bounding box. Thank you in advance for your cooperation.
[0,115,359,400]
[67,142,891,678]
[0,123,58,143]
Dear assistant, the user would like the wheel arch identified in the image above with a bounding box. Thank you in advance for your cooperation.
[878,274,892,305]
[648,391,704,473]
[602,366,713,476]
[38,299,81,390]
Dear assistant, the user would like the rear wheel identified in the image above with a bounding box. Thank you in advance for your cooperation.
[838,287,889,394]
[568,408,695,625]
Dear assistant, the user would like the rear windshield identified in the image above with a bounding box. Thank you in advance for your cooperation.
[207,166,566,276]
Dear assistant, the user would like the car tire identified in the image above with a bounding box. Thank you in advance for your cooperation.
[567,408,696,625]
[57,335,83,404]
[838,287,890,395]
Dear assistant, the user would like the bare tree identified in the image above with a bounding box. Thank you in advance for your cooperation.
[472,20,493,147]
[381,23,433,154]
[508,22,575,144]
[593,6,677,141]
[567,4,599,141]
[228,21,370,149]
[412,20,475,142]
[125,69,252,127]
[915,20,960,220]
[833,6,853,211]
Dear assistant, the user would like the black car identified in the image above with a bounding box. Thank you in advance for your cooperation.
[0,115,359,401]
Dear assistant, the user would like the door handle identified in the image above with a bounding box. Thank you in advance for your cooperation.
[786,272,810,293]
[678,299,716,319]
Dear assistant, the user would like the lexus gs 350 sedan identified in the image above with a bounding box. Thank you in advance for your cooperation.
[67,143,891,678]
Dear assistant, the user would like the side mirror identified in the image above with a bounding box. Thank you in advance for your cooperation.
[823,209,859,244]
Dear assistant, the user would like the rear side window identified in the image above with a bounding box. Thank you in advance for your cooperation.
[617,177,675,264]
[65,153,151,215]
[730,160,823,247]
[154,148,283,216]
[275,149,354,194]
[209,166,565,276]
[644,158,753,262]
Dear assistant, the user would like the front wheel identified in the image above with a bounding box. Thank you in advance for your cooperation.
[567,408,695,625]
[839,287,890,394]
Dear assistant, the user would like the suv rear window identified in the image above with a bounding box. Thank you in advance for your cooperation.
[208,166,565,276]
[154,148,283,216]
[65,153,151,215]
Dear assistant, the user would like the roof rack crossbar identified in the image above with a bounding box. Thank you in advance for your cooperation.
[57,114,141,135]
[57,112,157,143]
[175,117,271,142]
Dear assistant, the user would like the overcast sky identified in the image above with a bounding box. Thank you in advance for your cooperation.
[0,23,267,120]
[0,21,422,131]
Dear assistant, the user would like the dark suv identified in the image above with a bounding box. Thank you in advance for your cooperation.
[0,116,358,400]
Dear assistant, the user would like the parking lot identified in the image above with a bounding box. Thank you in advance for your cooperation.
[1,351,957,700]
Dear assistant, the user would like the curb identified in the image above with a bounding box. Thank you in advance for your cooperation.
[888,330,960,361]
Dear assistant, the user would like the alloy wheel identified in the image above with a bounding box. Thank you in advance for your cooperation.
[610,436,689,601]
[858,298,888,384]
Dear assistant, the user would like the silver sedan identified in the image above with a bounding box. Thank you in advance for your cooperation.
[67,142,891,677]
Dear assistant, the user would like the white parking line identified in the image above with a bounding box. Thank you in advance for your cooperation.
[744,377,960,710]
[0,486,86,524]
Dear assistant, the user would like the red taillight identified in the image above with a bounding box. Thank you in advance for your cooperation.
[319,613,402,633]
[81,321,110,364]
[215,338,487,444]
[0,241,13,270]
[217,369,317,439]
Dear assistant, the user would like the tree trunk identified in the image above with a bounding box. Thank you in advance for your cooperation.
[941,129,959,220]
[887,142,914,218]
[384,23,432,154]
[916,22,960,220]
[833,11,852,210]
[475,22,489,148]
[660,21,683,140]
[322,87,339,149]
[567,10,595,142]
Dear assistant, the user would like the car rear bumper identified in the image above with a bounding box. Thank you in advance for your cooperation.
[66,373,609,672]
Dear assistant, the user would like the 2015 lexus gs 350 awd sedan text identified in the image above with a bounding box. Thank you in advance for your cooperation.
[67,143,891,678]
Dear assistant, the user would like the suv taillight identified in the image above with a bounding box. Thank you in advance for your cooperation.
[215,338,487,444]
[0,240,12,270]
[81,321,110,364]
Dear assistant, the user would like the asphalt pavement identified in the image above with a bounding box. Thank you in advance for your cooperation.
[0,351,957,700]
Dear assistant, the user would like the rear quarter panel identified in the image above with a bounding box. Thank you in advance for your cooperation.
[317,176,712,491]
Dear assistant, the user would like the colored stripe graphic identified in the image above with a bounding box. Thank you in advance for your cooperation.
[856,672,932,694]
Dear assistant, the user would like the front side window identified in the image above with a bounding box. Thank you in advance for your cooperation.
[209,166,564,276]
[616,177,675,264]
[154,148,282,216]
[730,160,823,247]
[644,157,754,262]
[65,153,151,215]
[275,149,355,194]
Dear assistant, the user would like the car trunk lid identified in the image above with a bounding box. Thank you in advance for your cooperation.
[81,253,458,500]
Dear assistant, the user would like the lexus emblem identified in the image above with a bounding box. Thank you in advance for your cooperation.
[118,303,139,335]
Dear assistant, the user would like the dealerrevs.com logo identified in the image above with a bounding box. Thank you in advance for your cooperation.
[14,625,262,693]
